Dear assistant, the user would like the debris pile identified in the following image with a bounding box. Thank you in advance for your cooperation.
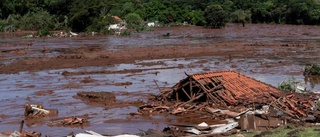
[48,116,89,127]
[24,104,57,117]
[0,130,41,137]
[0,120,41,137]
[137,71,320,135]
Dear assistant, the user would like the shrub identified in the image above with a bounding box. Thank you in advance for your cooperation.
[230,10,251,27]
[0,20,5,32]
[121,30,131,36]
[277,77,296,92]
[188,10,206,26]
[19,10,57,31]
[304,64,320,75]
[134,25,153,32]
[3,14,21,32]
[37,28,51,37]
[125,13,143,29]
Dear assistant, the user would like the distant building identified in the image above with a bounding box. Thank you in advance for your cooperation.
[112,16,123,23]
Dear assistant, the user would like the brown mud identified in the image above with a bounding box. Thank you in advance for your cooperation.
[0,24,320,136]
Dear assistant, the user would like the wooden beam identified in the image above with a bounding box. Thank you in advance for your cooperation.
[178,93,205,107]
[153,79,162,92]
[182,88,192,100]
[190,78,193,99]
[176,91,179,101]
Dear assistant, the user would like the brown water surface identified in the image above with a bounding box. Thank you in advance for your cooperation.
[0,24,320,136]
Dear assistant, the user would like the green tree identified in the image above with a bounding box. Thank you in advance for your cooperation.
[142,0,167,22]
[44,0,74,16]
[251,1,274,23]
[121,2,136,17]
[285,0,320,25]
[125,13,143,28]
[2,0,45,17]
[68,0,116,32]
[233,0,254,10]
[272,5,287,24]
[1,14,20,32]
[188,10,206,26]
[204,4,228,28]
[19,9,57,30]
[230,9,251,27]
[308,8,320,24]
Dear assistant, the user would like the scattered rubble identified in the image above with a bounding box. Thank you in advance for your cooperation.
[5,70,320,136]
[134,70,320,136]
[278,77,305,92]
[0,130,41,137]
[48,116,89,127]
[0,121,41,137]
[24,104,57,117]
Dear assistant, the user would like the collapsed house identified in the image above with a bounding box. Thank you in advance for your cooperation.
[169,70,284,106]
[139,71,320,134]
[158,71,319,118]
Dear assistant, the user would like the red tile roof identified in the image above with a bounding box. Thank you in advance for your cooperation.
[173,71,284,105]
[112,16,123,22]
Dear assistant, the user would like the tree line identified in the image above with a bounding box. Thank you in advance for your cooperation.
[0,0,319,33]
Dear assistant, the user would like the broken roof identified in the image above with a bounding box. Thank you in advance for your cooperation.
[172,71,284,105]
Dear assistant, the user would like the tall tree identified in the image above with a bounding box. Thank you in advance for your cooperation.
[230,9,251,27]
[68,0,116,32]
[142,0,167,22]
[204,4,228,28]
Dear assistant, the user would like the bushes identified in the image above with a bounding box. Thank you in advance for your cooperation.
[230,10,251,27]
[19,10,57,30]
[188,10,206,26]
[2,14,20,32]
[125,13,143,29]
[37,28,51,37]
[0,10,58,32]
[278,77,296,92]
[304,64,320,76]
[0,20,5,32]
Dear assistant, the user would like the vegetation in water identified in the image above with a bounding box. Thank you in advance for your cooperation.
[278,77,295,92]
[304,64,320,76]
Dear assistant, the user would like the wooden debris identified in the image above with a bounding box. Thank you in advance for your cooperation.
[135,70,320,136]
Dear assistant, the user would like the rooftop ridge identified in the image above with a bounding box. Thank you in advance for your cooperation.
[189,70,280,91]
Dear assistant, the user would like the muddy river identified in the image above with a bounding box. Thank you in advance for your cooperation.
[0,24,320,136]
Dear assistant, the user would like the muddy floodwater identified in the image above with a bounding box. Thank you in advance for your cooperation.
[1,24,320,136]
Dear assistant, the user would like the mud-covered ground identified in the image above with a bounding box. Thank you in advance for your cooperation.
[0,24,320,136]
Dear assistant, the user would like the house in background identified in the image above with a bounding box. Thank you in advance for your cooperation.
[108,16,127,35]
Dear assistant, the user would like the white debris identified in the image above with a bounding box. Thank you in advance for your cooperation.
[198,122,208,127]
[185,128,201,135]
[9,131,21,137]
[30,105,50,115]
[75,133,102,137]
[112,134,140,137]
[211,122,239,134]
[147,22,155,27]
[85,130,104,136]
[209,124,227,128]
[75,132,140,137]
[70,32,78,36]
